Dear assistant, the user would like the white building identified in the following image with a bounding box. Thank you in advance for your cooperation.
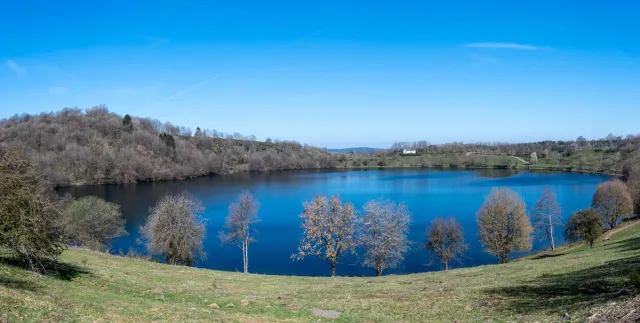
[403,149,417,154]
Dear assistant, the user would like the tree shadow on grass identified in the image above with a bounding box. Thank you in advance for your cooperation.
[603,236,640,253]
[531,253,566,260]
[0,257,92,281]
[483,238,640,315]
[0,277,41,292]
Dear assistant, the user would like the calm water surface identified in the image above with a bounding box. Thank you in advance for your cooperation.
[58,169,610,276]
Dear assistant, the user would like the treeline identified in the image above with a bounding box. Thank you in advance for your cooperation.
[0,106,334,186]
[384,134,640,173]
[390,134,638,156]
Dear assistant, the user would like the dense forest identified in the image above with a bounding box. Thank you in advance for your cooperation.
[0,106,334,186]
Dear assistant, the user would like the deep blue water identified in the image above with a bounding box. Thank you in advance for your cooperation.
[58,169,610,276]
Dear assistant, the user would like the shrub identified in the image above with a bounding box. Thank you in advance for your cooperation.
[0,147,66,271]
[564,208,603,248]
[141,192,206,266]
[61,196,127,250]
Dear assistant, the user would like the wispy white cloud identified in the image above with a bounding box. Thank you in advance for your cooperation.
[463,42,547,50]
[48,86,68,96]
[5,60,26,76]
[161,75,220,102]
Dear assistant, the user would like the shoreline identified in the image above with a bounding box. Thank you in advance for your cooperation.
[53,165,619,188]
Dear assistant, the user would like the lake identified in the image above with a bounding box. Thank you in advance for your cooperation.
[58,169,610,276]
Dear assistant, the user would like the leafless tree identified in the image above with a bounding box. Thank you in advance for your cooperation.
[531,187,563,251]
[425,217,467,271]
[292,194,357,276]
[623,160,640,215]
[358,198,411,276]
[219,191,260,273]
[0,107,334,187]
[141,192,206,266]
[592,179,634,228]
[477,188,533,263]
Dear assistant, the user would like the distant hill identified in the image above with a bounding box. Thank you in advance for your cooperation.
[327,147,382,154]
[0,107,334,186]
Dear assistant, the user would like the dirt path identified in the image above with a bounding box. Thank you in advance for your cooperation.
[524,218,640,259]
[464,152,529,164]
[602,218,640,240]
[509,156,528,164]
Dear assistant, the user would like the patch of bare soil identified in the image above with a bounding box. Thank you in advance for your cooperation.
[587,296,640,323]
[309,308,341,319]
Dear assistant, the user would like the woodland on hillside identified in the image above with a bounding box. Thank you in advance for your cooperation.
[0,106,334,186]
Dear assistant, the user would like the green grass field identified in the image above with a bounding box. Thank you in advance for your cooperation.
[2,222,640,322]
[335,149,631,176]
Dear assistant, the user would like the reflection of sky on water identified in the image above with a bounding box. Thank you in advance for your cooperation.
[58,169,609,277]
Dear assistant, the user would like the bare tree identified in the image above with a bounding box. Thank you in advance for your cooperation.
[592,179,634,228]
[292,194,357,276]
[477,188,533,263]
[425,217,467,271]
[141,192,206,266]
[358,198,411,276]
[219,191,260,273]
[0,147,66,272]
[0,108,335,187]
[623,160,640,215]
[61,196,127,251]
[531,187,563,251]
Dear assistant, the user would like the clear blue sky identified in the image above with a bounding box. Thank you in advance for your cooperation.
[1,0,639,148]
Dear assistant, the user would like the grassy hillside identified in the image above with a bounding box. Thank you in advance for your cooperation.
[336,148,632,175]
[2,223,639,322]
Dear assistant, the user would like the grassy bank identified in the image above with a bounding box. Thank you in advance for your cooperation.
[335,151,625,176]
[2,225,640,322]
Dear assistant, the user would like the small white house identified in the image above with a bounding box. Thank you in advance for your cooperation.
[403,149,417,154]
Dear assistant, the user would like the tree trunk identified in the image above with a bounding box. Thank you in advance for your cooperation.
[243,239,248,274]
[549,226,555,251]
[330,260,336,277]
[375,267,382,276]
[445,262,448,271]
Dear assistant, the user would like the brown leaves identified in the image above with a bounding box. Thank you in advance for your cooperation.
[592,179,633,228]
[425,217,467,270]
[292,194,357,276]
[476,188,532,263]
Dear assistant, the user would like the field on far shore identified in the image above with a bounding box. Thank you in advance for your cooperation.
[335,149,632,176]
